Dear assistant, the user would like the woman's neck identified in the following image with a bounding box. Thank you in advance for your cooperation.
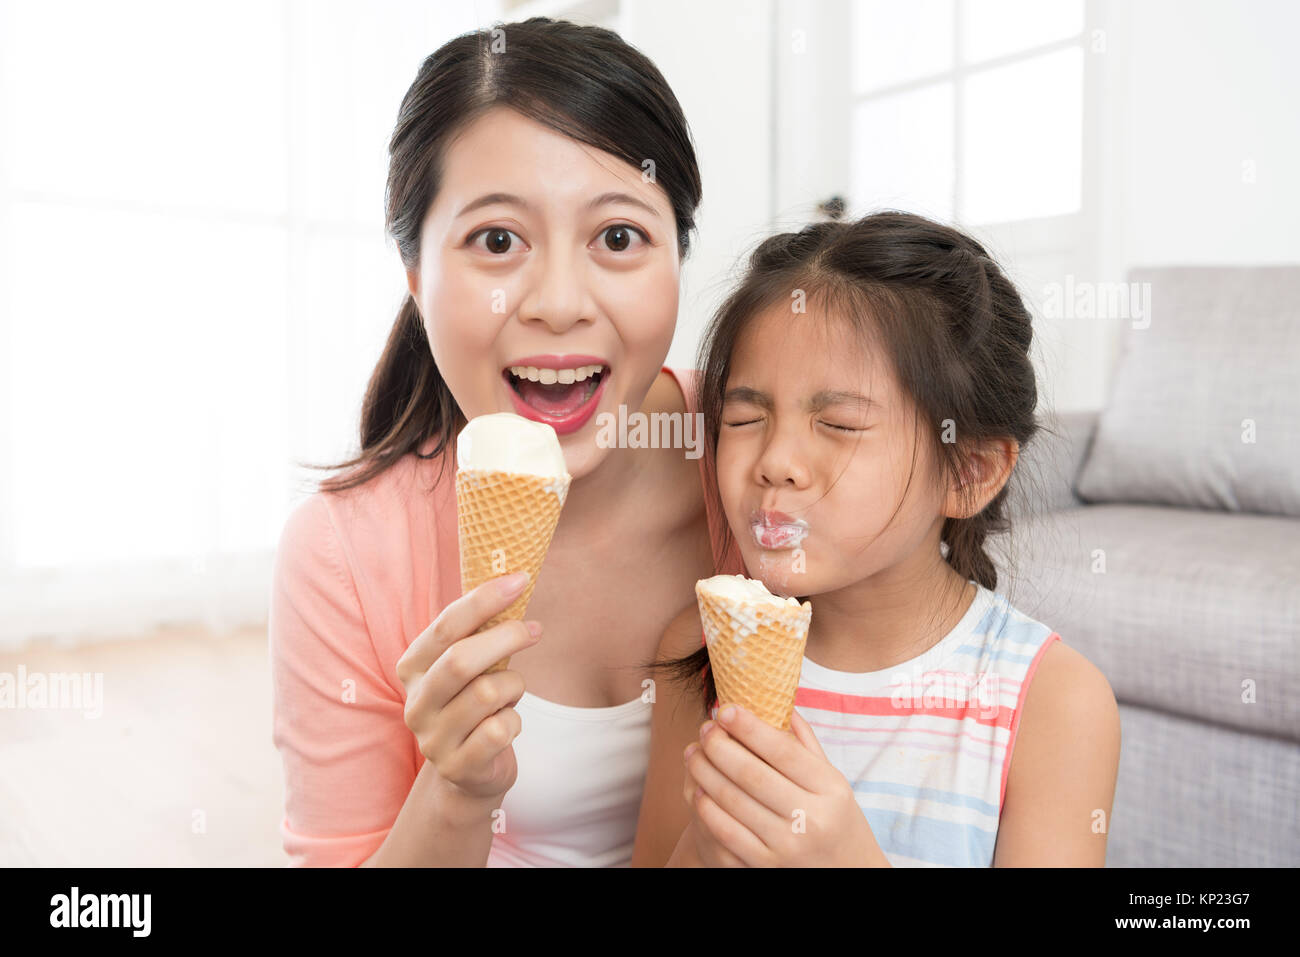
[550,441,654,545]
[802,539,975,675]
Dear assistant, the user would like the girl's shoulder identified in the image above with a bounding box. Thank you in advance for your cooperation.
[993,631,1121,864]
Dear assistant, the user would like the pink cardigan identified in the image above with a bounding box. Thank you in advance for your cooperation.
[269,365,743,866]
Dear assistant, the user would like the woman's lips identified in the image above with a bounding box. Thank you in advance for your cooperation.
[503,366,610,435]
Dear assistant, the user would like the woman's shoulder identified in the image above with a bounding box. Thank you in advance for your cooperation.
[300,444,454,532]
[663,365,700,413]
[275,448,456,617]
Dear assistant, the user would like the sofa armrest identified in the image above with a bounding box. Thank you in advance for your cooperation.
[1005,409,1101,519]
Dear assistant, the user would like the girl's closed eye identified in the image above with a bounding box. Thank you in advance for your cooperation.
[820,419,866,433]
[724,417,762,428]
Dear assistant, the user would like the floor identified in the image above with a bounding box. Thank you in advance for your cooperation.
[0,625,288,866]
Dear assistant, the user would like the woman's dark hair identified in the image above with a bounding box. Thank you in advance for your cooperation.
[300,17,703,493]
[652,210,1049,716]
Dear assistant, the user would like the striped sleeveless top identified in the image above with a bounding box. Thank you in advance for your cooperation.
[708,582,1060,867]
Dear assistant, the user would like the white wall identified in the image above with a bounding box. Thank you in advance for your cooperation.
[617,0,779,371]
[1072,0,1300,408]
[1114,0,1300,269]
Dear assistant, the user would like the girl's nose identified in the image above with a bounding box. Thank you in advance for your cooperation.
[754,430,812,489]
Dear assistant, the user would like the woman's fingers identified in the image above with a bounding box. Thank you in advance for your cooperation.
[396,573,530,686]
[429,667,527,753]
[444,703,524,784]
[410,618,539,716]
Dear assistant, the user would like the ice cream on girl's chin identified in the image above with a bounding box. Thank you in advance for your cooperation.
[696,573,805,608]
[455,413,570,478]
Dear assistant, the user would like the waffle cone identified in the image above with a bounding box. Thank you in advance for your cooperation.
[697,581,812,731]
[456,468,569,673]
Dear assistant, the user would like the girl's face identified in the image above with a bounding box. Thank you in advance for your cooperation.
[407,106,681,479]
[716,302,952,598]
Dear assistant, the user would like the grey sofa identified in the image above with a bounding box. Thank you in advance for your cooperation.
[995,266,1300,867]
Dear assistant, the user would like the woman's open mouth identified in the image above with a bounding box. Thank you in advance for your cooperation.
[502,359,610,435]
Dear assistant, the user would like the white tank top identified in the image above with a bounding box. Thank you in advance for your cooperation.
[486,690,652,867]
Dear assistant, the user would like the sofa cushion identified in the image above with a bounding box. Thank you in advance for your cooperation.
[1109,703,1300,867]
[990,503,1300,742]
[1074,266,1300,517]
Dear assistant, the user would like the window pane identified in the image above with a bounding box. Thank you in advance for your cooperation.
[296,0,475,227]
[961,0,1084,63]
[7,202,288,566]
[960,47,1082,225]
[4,0,287,216]
[852,0,953,94]
[289,230,402,484]
[852,83,954,222]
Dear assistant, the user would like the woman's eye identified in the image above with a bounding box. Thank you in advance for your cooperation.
[599,224,648,252]
[724,418,761,428]
[469,228,523,254]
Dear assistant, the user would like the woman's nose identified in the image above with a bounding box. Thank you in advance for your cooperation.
[518,246,592,333]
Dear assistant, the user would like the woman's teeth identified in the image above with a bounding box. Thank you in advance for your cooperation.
[509,364,604,385]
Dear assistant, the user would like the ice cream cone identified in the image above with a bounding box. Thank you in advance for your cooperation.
[456,468,569,673]
[696,575,812,730]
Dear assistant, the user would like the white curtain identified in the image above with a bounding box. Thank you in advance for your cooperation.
[0,0,497,648]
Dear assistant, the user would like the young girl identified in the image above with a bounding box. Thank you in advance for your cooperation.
[632,211,1121,867]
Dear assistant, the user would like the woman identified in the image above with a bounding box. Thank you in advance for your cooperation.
[269,17,742,866]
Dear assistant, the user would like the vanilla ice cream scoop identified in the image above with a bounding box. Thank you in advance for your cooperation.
[456,413,569,478]
[697,573,805,608]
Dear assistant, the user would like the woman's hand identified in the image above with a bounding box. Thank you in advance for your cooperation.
[395,573,541,803]
[683,705,891,867]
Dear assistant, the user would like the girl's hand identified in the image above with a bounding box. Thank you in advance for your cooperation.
[683,705,891,867]
[395,573,541,802]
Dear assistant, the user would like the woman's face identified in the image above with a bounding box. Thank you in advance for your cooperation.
[407,106,681,479]
[715,302,952,598]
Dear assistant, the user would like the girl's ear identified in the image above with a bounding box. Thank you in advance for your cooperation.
[943,438,1019,519]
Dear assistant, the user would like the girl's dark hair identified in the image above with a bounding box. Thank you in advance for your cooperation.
[300,17,702,493]
[653,210,1048,716]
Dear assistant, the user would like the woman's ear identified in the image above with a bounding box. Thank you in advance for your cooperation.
[943,438,1019,519]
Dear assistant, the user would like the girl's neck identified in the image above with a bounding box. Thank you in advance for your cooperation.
[802,544,976,675]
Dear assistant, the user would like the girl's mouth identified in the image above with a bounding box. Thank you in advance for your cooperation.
[750,510,810,550]
[502,362,609,435]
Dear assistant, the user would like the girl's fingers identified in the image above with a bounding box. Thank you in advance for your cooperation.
[789,709,828,760]
[698,721,806,819]
[396,573,530,685]
[715,705,825,792]
[694,789,767,867]
[687,737,783,844]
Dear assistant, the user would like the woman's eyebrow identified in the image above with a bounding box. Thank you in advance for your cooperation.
[723,386,879,411]
[455,191,661,220]
[588,191,662,220]
[456,192,530,219]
